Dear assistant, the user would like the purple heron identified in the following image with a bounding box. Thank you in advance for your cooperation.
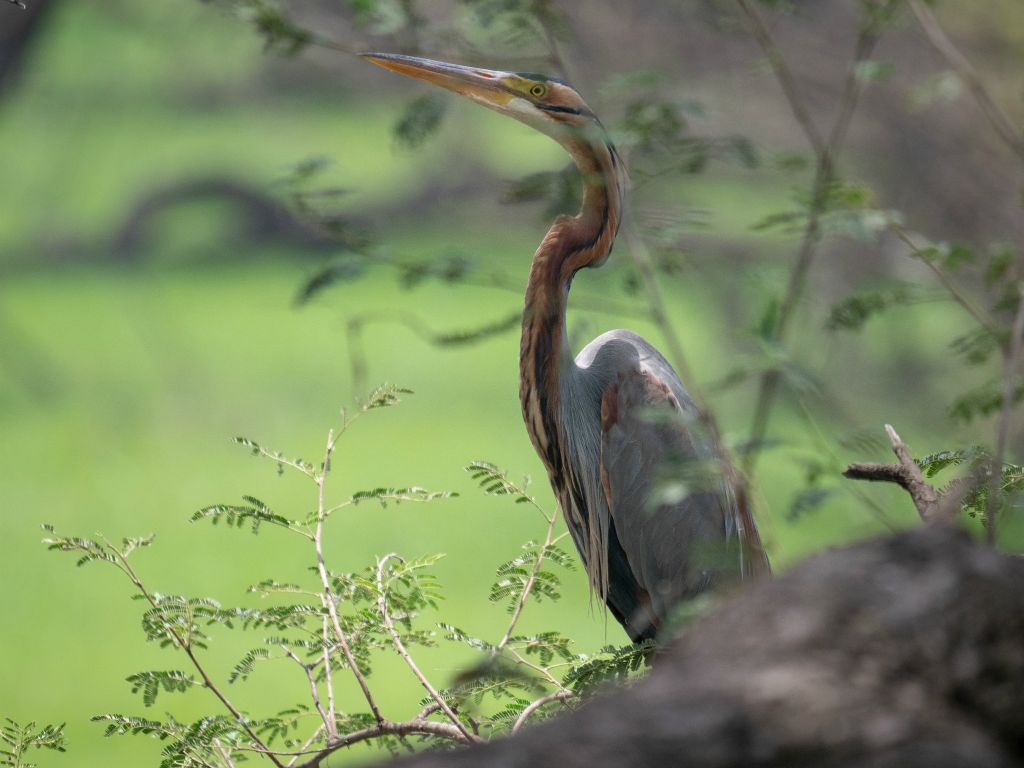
[364,53,770,641]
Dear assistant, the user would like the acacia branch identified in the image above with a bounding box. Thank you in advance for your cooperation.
[108,548,284,767]
[375,555,480,743]
[313,430,385,726]
[844,424,949,524]
[907,0,1024,161]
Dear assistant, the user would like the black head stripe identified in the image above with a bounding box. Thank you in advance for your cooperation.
[538,104,594,118]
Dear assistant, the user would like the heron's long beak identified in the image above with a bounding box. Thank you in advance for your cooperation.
[361,52,515,108]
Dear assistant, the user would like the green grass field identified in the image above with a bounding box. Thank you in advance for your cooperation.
[1,2,1015,766]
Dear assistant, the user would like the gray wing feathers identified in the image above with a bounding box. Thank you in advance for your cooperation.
[597,356,741,623]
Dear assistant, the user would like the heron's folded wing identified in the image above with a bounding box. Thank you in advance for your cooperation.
[598,368,740,621]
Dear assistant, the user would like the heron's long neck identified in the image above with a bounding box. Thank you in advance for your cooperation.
[519,133,624,474]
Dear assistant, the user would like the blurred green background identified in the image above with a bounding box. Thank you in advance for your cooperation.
[2,1,1022,765]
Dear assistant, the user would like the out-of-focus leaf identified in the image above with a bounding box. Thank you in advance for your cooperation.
[751,210,806,234]
[951,327,1003,366]
[241,1,312,55]
[949,379,1024,423]
[854,60,893,83]
[394,94,447,149]
[825,282,921,332]
[909,71,963,112]
[295,255,365,305]
[503,165,581,218]
[787,486,836,521]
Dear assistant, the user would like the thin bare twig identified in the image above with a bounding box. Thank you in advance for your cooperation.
[888,223,1001,335]
[321,618,337,740]
[212,738,236,768]
[510,690,573,735]
[281,644,334,740]
[375,555,480,743]
[907,0,1024,161]
[734,0,825,155]
[313,430,385,726]
[987,285,1024,544]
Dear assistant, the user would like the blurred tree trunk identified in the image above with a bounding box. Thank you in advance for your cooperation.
[387,528,1024,768]
[0,0,54,94]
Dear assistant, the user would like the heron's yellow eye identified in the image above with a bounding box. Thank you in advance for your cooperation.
[529,83,547,98]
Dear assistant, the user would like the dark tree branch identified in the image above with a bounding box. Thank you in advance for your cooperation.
[844,424,947,524]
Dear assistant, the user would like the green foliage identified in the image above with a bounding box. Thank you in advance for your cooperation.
[854,59,893,84]
[916,447,982,478]
[140,594,223,650]
[247,2,312,54]
[41,394,632,763]
[466,461,535,504]
[228,648,272,684]
[93,713,241,768]
[211,0,313,54]
[490,541,573,611]
[951,328,1003,366]
[126,671,199,708]
[503,165,581,219]
[915,447,1024,521]
[788,486,838,522]
[825,283,922,331]
[1,720,66,768]
[41,528,153,569]
[394,94,448,150]
[347,487,458,508]
[294,257,366,305]
[233,436,316,477]
[365,382,414,409]
[562,642,654,694]
[458,0,571,44]
[348,0,420,33]
[191,496,304,534]
[949,379,1024,423]
[511,631,575,666]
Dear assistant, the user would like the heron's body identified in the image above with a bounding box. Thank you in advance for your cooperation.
[364,53,770,641]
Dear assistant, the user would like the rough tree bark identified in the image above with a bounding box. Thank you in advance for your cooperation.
[384,528,1024,768]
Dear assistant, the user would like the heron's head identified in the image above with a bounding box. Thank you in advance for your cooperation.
[362,53,599,146]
